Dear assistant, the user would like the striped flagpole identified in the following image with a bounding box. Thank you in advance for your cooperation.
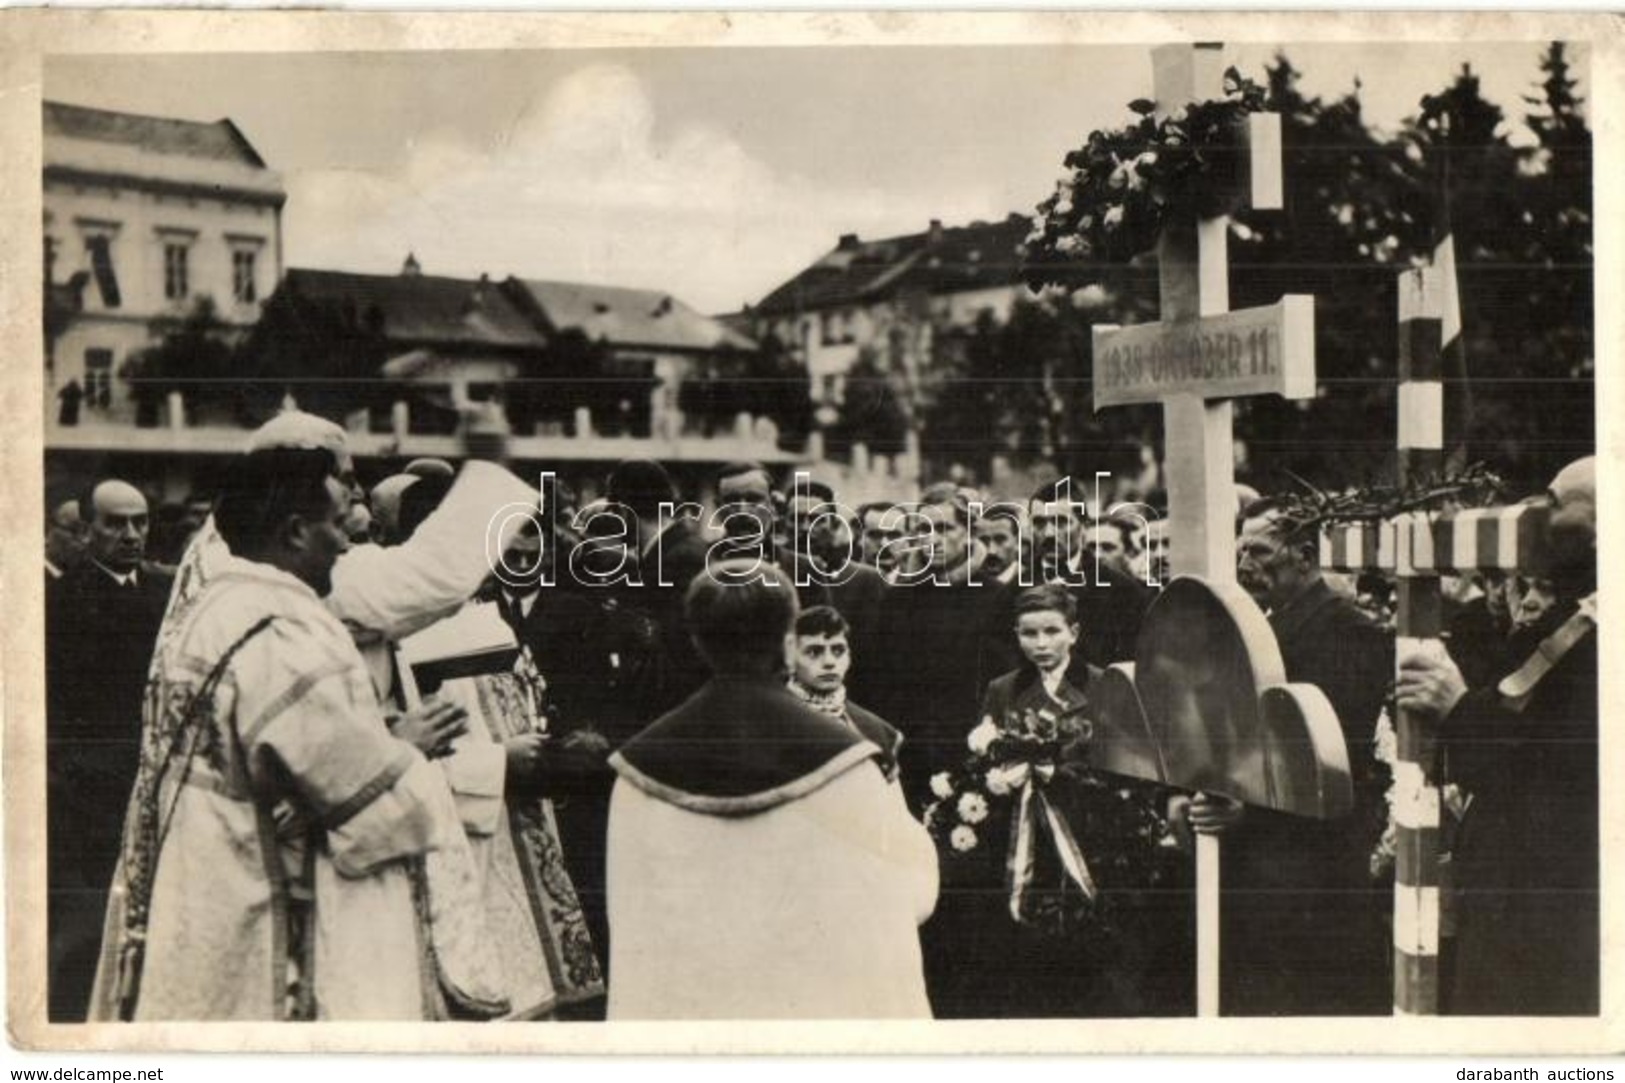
[1390,243,1457,1016]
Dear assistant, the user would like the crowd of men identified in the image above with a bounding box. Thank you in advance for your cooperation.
[43,410,1598,1021]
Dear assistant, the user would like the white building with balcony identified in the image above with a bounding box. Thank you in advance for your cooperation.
[43,100,285,426]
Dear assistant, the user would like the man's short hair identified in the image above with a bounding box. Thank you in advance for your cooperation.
[857,500,896,521]
[213,448,337,557]
[794,605,849,640]
[606,458,677,521]
[1028,477,1087,519]
[1013,582,1078,624]
[789,478,836,505]
[1238,495,1316,557]
[1097,514,1144,553]
[76,480,119,523]
[920,481,970,527]
[715,460,770,488]
[685,560,799,673]
[978,502,1024,529]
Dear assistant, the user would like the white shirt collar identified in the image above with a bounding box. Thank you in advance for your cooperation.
[1039,665,1068,700]
[92,560,138,588]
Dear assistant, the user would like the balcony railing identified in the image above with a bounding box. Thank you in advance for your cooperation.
[46,395,801,465]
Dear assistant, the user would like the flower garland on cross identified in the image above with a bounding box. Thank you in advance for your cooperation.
[1023,67,1270,291]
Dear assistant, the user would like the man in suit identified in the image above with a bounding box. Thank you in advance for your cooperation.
[868,483,1018,814]
[46,478,175,1021]
[1205,496,1393,1016]
[606,458,712,717]
[710,461,830,611]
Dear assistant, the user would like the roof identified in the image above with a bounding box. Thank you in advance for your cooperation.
[44,100,284,203]
[507,278,756,354]
[279,269,548,351]
[752,214,1032,317]
[45,101,267,167]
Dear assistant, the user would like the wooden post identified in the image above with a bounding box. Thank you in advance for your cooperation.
[1093,43,1317,1017]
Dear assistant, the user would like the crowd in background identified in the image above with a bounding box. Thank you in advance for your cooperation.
[43,426,1597,1021]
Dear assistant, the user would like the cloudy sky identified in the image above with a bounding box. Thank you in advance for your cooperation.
[48,41,1584,314]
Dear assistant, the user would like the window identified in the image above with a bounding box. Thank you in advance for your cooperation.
[164,243,190,300]
[232,248,258,303]
[85,236,121,308]
[84,349,113,409]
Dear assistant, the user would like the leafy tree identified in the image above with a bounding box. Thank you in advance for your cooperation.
[122,296,241,427]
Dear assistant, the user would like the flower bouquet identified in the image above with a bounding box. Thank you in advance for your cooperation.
[923,702,1181,940]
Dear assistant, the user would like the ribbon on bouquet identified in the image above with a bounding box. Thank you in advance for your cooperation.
[1002,761,1098,924]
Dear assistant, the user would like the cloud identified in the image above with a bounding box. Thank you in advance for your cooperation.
[282,63,976,313]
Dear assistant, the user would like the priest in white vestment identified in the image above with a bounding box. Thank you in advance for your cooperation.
[107,410,547,1018]
[91,448,500,1021]
[606,561,938,1020]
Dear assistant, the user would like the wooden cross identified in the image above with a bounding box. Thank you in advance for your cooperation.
[1090,43,1318,1018]
[1318,255,1538,1016]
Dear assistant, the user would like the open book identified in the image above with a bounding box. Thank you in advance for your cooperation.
[395,601,520,700]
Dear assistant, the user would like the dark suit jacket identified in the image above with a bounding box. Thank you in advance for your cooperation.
[1440,613,1596,1015]
[844,700,903,781]
[1220,577,1393,1016]
[45,561,174,888]
[979,658,1098,732]
[867,576,1020,812]
[825,561,889,704]
[635,520,715,716]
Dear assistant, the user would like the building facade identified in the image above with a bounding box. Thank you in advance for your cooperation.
[744,214,1032,407]
[502,277,761,441]
[43,100,286,426]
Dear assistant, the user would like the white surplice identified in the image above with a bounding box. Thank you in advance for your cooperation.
[90,557,464,1020]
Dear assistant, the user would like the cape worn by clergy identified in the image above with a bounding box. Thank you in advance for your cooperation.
[605,673,938,1019]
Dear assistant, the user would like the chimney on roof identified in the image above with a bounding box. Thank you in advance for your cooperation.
[928,219,943,243]
[401,252,421,277]
[465,273,489,313]
[837,233,860,251]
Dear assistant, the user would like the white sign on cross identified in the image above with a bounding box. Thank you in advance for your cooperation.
[1090,43,1322,1018]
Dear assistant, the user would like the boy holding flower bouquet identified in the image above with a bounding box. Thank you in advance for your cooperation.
[922,583,1184,1018]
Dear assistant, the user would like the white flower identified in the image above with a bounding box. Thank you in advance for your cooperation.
[985,769,1011,797]
[950,825,979,852]
[1053,197,1073,216]
[957,792,989,825]
[1025,225,1045,244]
[929,772,955,799]
[1102,206,1125,229]
[1168,106,1188,124]
[967,718,1000,755]
[1373,708,1398,766]
[1055,234,1083,255]
[1133,150,1159,172]
[1079,214,1093,230]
